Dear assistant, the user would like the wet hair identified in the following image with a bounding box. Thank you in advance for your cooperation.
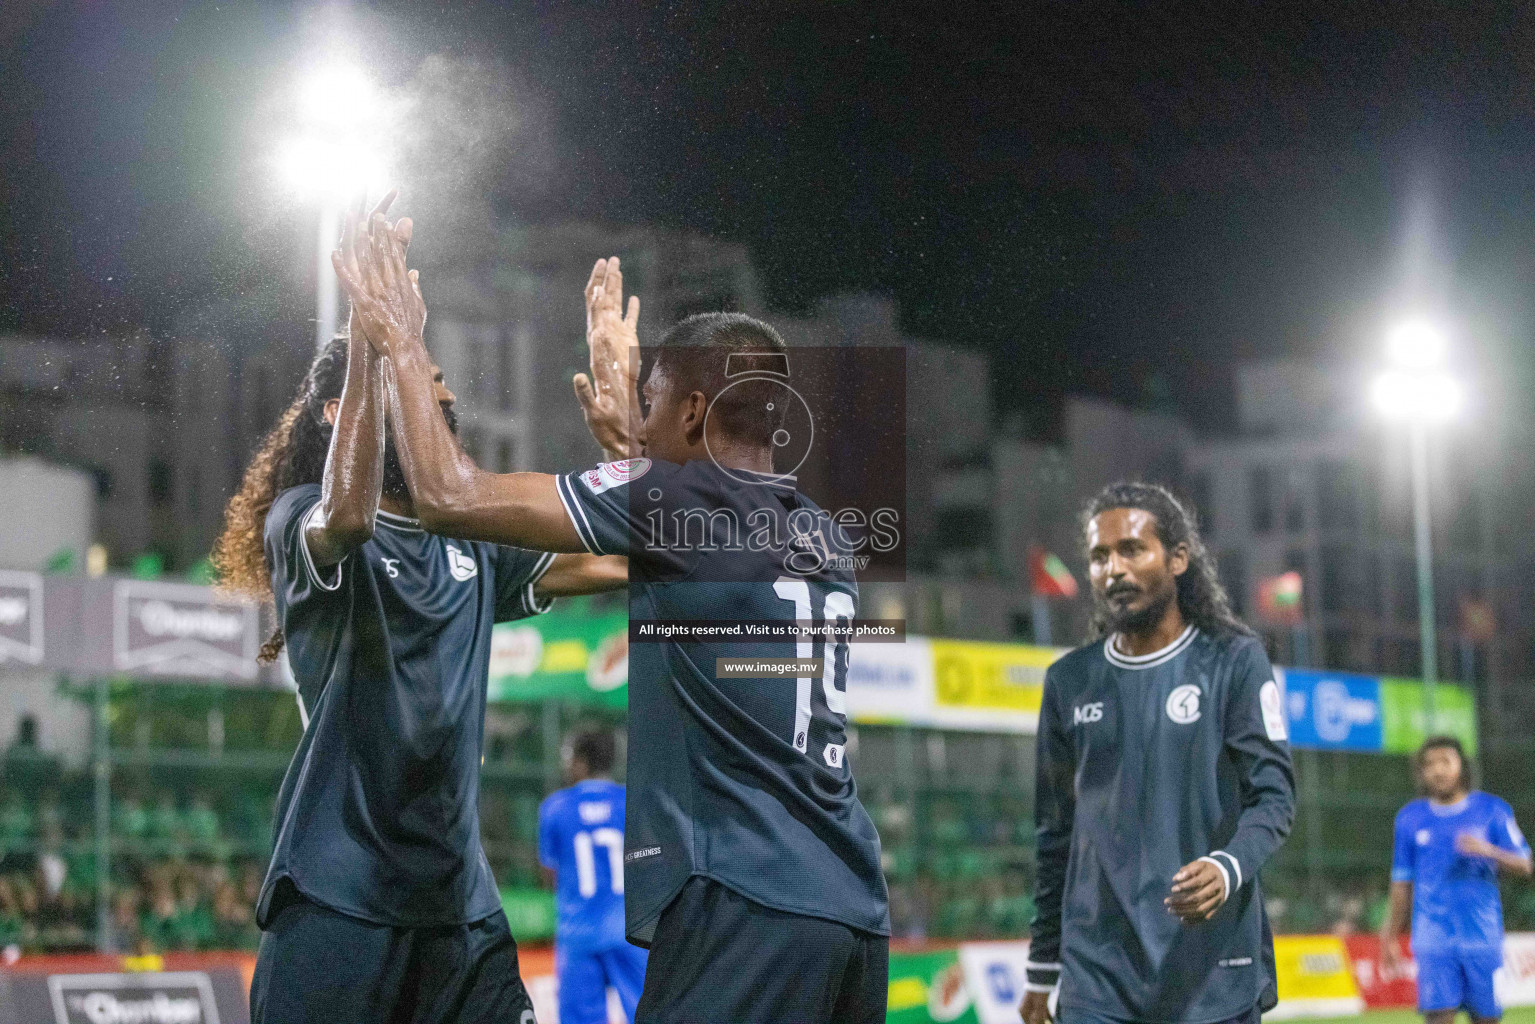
[1083,481,1252,640]
[213,338,450,663]
[571,729,617,776]
[1416,735,1473,794]
[648,312,790,446]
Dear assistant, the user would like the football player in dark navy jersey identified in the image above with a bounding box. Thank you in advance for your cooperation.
[1022,483,1294,1024]
[214,200,626,1024]
[335,212,890,1024]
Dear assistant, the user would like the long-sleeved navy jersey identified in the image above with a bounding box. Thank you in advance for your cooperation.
[1028,625,1294,1024]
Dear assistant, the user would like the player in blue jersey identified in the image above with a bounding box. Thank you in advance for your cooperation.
[1379,735,1532,1024]
[1023,483,1294,1024]
[215,199,627,1024]
[540,729,649,1024]
[336,210,890,1023]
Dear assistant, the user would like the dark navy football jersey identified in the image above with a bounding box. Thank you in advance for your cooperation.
[554,457,890,944]
[1028,626,1295,1024]
[260,483,555,928]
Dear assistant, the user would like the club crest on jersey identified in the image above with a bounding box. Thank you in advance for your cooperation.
[582,457,652,495]
[445,545,478,582]
[1166,684,1202,724]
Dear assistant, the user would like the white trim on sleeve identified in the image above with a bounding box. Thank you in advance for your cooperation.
[299,503,345,592]
[522,551,557,615]
[555,474,605,555]
[1211,849,1244,891]
[1197,855,1231,903]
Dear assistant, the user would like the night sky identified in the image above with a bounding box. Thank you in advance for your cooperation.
[5,2,1535,432]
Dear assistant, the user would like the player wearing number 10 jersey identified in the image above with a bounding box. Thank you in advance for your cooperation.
[355,251,891,1024]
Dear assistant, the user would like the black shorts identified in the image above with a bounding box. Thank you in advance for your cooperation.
[636,876,888,1024]
[250,882,536,1024]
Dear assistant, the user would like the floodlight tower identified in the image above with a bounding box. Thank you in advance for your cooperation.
[278,63,390,351]
[1370,320,1463,731]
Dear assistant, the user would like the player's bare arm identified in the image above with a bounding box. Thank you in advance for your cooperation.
[332,203,588,552]
[1020,990,1052,1024]
[1457,832,1535,875]
[1165,857,1228,923]
[534,554,629,599]
[306,193,401,567]
[1378,879,1412,970]
[575,257,641,462]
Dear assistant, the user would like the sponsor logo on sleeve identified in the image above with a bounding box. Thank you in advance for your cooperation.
[1260,679,1287,741]
[582,457,652,495]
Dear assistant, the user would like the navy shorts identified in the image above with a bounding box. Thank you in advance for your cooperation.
[635,876,888,1024]
[1416,946,1503,1019]
[558,942,649,1024]
[1060,1000,1261,1024]
[250,882,536,1024]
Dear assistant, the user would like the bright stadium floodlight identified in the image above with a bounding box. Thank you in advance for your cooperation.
[1369,368,1463,422]
[1385,319,1448,370]
[1372,317,1464,734]
[278,60,392,352]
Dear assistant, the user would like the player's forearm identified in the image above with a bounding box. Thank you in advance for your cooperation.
[534,555,629,598]
[381,336,481,523]
[1493,848,1535,875]
[311,332,385,562]
[1380,881,1411,941]
[383,338,588,551]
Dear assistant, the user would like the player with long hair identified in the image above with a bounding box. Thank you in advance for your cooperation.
[216,197,625,1024]
[1023,482,1294,1024]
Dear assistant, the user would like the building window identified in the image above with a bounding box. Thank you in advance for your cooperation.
[1249,467,1274,533]
[1319,544,1349,615]
[1316,459,1359,532]
[148,458,173,505]
[1283,468,1307,533]
[1188,472,1214,539]
[1217,549,1246,617]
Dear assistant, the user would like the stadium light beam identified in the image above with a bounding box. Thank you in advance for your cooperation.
[278,61,391,352]
[1372,319,1461,732]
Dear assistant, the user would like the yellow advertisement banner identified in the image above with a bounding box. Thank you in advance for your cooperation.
[930,640,1058,714]
[1271,934,1365,1018]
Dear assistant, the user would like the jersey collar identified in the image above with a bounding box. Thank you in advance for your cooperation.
[1428,795,1471,816]
[1105,623,1198,670]
[375,508,424,533]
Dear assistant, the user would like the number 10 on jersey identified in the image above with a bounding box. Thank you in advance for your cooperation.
[773,576,853,758]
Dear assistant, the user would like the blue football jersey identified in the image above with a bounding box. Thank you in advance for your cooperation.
[554,457,890,946]
[1392,791,1529,952]
[539,779,629,953]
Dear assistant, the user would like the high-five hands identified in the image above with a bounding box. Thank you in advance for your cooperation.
[576,257,641,461]
[1165,858,1228,923]
[331,190,425,358]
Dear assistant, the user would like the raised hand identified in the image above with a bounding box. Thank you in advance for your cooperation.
[332,190,425,358]
[575,257,641,461]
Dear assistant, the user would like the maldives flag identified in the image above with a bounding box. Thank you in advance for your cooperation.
[1030,546,1079,599]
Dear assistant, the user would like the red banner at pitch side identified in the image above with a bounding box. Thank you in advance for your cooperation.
[1343,934,1418,1009]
